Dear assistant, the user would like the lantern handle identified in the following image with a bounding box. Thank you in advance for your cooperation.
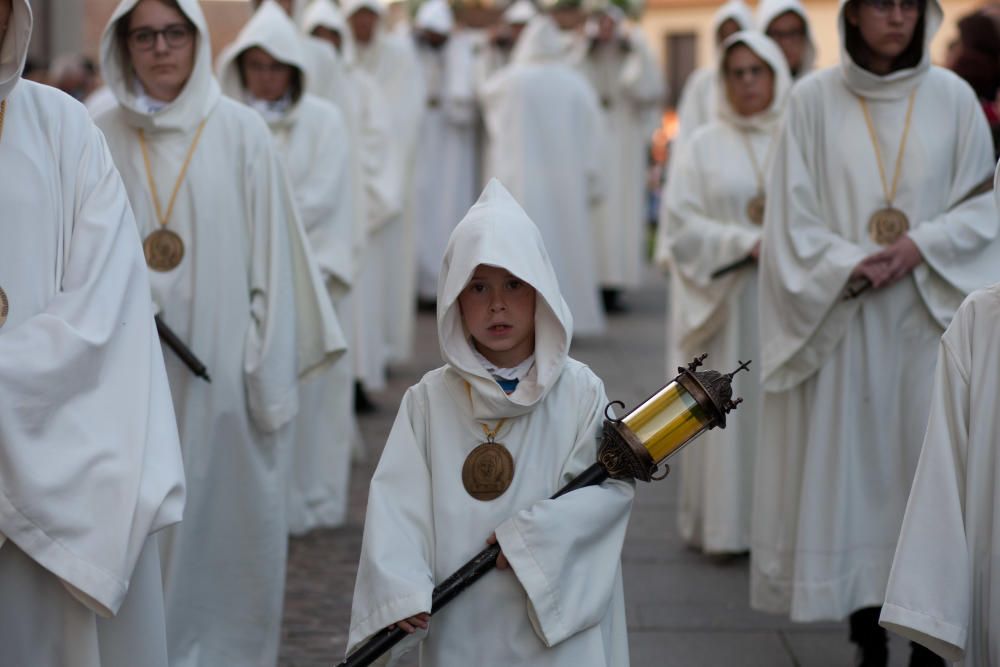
[604,400,626,423]
[650,464,671,481]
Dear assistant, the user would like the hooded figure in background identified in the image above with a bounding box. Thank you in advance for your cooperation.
[95,0,344,664]
[879,165,1000,667]
[218,0,358,533]
[0,1,186,665]
[412,0,480,303]
[661,32,789,556]
[755,0,816,79]
[751,0,998,660]
[671,0,753,148]
[348,179,633,667]
[574,2,664,306]
[344,0,427,365]
[303,0,398,394]
[480,15,607,337]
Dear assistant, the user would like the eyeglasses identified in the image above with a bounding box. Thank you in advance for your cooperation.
[242,60,293,75]
[766,27,806,41]
[725,64,770,81]
[859,0,922,14]
[127,24,195,51]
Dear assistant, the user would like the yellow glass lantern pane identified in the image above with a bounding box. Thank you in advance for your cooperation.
[622,381,712,464]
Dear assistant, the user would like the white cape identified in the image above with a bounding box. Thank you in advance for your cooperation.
[96,0,343,663]
[219,0,358,533]
[879,272,1000,665]
[0,3,184,664]
[481,16,607,336]
[347,180,633,666]
[663,32,789,554]
[750,0,1000,622]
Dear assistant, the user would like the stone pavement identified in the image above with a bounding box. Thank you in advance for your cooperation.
[279,279,913,667]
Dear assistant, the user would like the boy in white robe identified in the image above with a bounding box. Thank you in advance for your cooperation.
[0,1,186,665]
[575,3,664,310]
[755,0,817,80]
[662,32,790,555]
[348,179,634,666]
[751,0,999,662]
[480,15,607,337]
[95,0,343,664]
[878,166,1000,666]
[218,0,357,533]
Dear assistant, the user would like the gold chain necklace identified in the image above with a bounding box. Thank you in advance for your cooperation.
[0,100,7,328]
[461,382,515,501]
[0,100,6,144]
[138,119,208,271]
[858,90,917,245]
[737,128,775,226]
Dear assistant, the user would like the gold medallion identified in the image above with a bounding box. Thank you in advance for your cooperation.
[868,207,910,246]
[462,441,515,501]
[144,228,185,272]
[0,285,8,329]
[746,194,766,226]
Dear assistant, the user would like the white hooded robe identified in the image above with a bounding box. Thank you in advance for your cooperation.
[481,16,607,337]
[218,1,358,533]
[750,0,1000,622]
[754,0,817,79]
[663,33,789,555]
[0,2,185,665]
[347,179,633,666]
[95,0,343,663]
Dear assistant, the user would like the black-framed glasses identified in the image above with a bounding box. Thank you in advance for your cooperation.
[860,0,922,14]
[725,64,770,81]
[127,24,195,51]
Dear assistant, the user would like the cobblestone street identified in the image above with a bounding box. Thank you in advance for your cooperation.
[279,279,913,667]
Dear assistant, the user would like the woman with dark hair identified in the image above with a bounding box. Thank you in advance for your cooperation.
[93,0,343,664]
[751,0,999,662]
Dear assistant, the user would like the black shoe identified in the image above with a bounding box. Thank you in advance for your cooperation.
[601,288,626,314]
[909,642,946,667]
[850,607,888,667]
[854,645,889,667]
[354,382,377,415]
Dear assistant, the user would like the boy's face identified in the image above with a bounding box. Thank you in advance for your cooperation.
[458,265,536,368]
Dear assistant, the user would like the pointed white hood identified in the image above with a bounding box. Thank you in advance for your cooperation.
[711,0,754,38]
[302,0,358,62]
[755,0,816,75]
[503,0,538,25]
[0,0,30,101]
[511,15,566,65]
[217,0,309,117]
[415,0,454,34]
[342,0,387,18]
[438,180,573,420]
[838,0,942,99]
[716,31,792,131]
[100,0,221,132]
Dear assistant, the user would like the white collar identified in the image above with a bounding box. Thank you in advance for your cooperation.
[472,347,535,381]
[244,90,293,123]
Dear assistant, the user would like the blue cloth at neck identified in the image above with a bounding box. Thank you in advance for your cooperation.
[495,377,519,394]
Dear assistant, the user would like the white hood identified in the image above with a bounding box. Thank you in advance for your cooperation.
[503,0,538,25]
[415,0,454,34]
[755,0,816,75]
[100,0,221,132]
[437,180,573,420]
[0,0,30,101]
[342,0,387,18]
[711,0,754,38]
[217,0,309,117]
[302,0,358,62]
[511,14,566,65]
[838,0,942,99]
[716,31,792,131]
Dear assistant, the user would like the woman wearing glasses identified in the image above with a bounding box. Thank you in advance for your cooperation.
[93,1,343,665]
[751,0,999,662]
[755,0,816,80]
[661,32,788,557]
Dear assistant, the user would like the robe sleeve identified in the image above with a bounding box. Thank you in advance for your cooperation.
[494,372,634,647]
[879,314,972,662]
[758,89,868,391]
[906,84,1000,328]
[243,127,345,433]
[357,78,400,232]
[0,120,184,617]
[620,29,664,136]
[347,388,435,662]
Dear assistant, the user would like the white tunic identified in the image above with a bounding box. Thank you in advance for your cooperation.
[414,31,480,300]
[481,16,606,337]
[576,23,664,289]
[348,179,633,666]
[0,3,185,664]
[96,1,343,664]
[219,1,357,533]
[751,0,1000,622]
[880,275,1000,665]
[663,33,789,554]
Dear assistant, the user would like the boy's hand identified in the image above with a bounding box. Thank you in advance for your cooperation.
[487,533,510,570]
[391,612,430,634]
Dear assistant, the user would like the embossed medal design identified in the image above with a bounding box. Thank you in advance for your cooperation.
[746,194,766,226]
[144,228,185,272]
[462,442,515,501]
[0,286,8,329]
[868,207,910,246]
